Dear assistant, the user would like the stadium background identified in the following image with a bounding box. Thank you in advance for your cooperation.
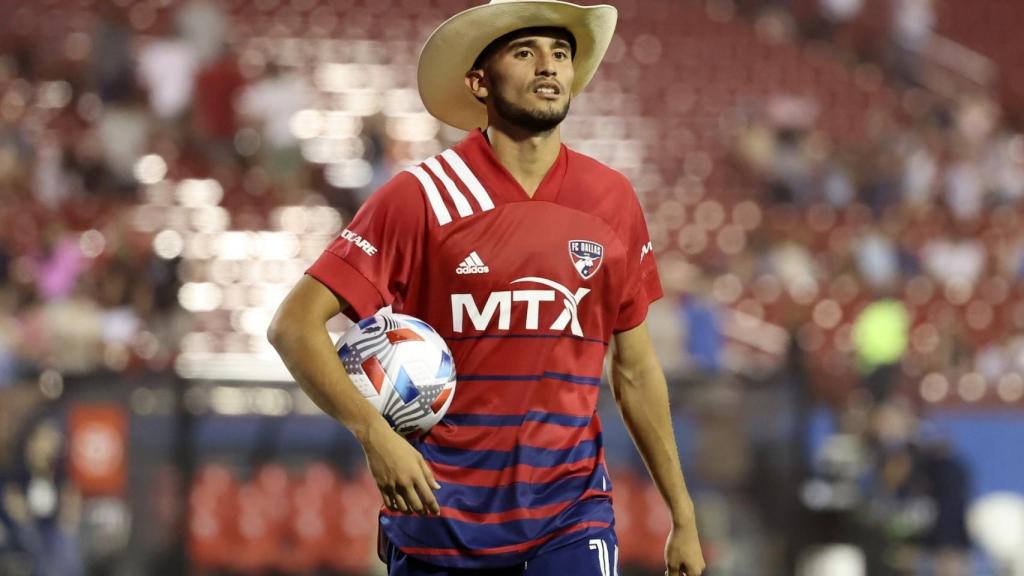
[1,0,1024,574]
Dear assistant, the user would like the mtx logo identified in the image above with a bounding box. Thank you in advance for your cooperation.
[451,277,590,337]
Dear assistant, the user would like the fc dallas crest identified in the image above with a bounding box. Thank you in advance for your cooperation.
[568,240,604,280]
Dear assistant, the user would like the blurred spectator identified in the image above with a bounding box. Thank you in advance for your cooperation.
[96,89,151,188]
[0,322,16,388]
[32,134,69,209]
[2,417,83,576]
[1001,236,1024,280]
[32,226,85,303]
[238,63,313,192]
[859,112,903,215]
[812,0,864,48]
[852,298,909,401]
[95,258,141,350]
[820,0,863,27]
[854,225,901,291]
[860,401,973,576]
[36,282,105,377]
[176,0,228,68]
[984,133,1024,204]
[921,230,985,288]
[943,157,985,222]
[820,156,857,206]
[767,238,819,288]
[898,129,939,208]
[889,0,936,85]
[137,33,198,121]
[734,95,831,205]
[954,93,1000,151]
[770,97,821,204]
[89,9,135,105]
[193,47,246,162]
[864,446,930,573]
[920,442,972,576]
[0,122,31,194]
[892,0,936,51]
[679,292,725,375]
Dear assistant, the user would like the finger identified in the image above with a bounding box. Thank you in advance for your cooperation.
[382,490,399,511]
[420,460,441,490]
[399,483,426,515]
[413,473,441,515]
[392,492,410,514]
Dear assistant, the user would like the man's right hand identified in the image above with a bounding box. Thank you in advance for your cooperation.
[362,420,441,516]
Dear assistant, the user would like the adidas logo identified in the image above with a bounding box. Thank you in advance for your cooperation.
[456,251,489,275]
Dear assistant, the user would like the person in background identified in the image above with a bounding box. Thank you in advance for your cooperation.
[2,417,82,576]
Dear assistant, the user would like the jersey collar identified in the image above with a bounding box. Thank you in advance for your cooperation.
[456,129,568,204]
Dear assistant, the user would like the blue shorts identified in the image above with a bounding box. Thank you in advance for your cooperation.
[385,527,620,576]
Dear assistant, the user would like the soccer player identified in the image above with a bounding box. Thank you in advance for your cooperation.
[268,1,705,575]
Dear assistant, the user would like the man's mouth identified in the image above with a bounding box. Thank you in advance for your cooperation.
[533,82,562,98]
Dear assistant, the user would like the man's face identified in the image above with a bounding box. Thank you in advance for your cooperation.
[470,29,576,132]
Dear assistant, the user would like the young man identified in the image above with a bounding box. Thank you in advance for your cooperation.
[268,1,705,574]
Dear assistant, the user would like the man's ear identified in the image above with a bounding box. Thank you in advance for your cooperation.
[465,69,488,100]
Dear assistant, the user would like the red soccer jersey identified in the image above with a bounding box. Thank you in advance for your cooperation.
[307,129,662,568]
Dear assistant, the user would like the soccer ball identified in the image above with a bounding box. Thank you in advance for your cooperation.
[335,313,456,437]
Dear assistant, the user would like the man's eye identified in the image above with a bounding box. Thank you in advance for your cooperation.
[516,50,531,58]
[554,51,569,59]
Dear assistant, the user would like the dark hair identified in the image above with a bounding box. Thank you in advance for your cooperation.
[471,26,577,72]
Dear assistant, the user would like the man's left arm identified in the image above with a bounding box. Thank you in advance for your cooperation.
[609,321,705,576]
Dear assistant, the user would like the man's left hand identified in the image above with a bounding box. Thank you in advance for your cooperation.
[664,520,705,576]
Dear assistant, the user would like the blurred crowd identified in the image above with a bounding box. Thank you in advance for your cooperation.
[669,0,1024,573]
[0,0,360,389]
[0,1,316,573]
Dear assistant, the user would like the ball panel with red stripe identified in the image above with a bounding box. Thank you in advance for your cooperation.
[335,313,457,436]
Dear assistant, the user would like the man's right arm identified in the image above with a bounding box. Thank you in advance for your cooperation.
[267,275,440,515]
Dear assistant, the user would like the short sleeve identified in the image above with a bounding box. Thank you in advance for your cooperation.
[306,172,426,322]
[613,196,663,333]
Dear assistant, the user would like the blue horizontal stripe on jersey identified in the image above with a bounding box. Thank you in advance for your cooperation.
[446,332,608,346]
[419,440,599,471]
[457,374,540,382]
[442,411,592,428]
[541,371,602,386]
[381,495,615,552]
[438,472,598,514]
[456,372,601,387]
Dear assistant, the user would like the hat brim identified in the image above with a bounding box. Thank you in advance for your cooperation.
[417,1,618,131]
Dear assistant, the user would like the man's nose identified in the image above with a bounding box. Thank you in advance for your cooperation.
[536,52,557,76]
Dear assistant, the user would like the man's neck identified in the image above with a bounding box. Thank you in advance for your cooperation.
[485,124,562,198]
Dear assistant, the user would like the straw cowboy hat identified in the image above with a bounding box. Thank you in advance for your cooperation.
[417,0,618,131]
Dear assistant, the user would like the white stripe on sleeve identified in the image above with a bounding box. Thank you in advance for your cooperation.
[424,157,473,217]
[441,149,495,211]
[406,166,452,226]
